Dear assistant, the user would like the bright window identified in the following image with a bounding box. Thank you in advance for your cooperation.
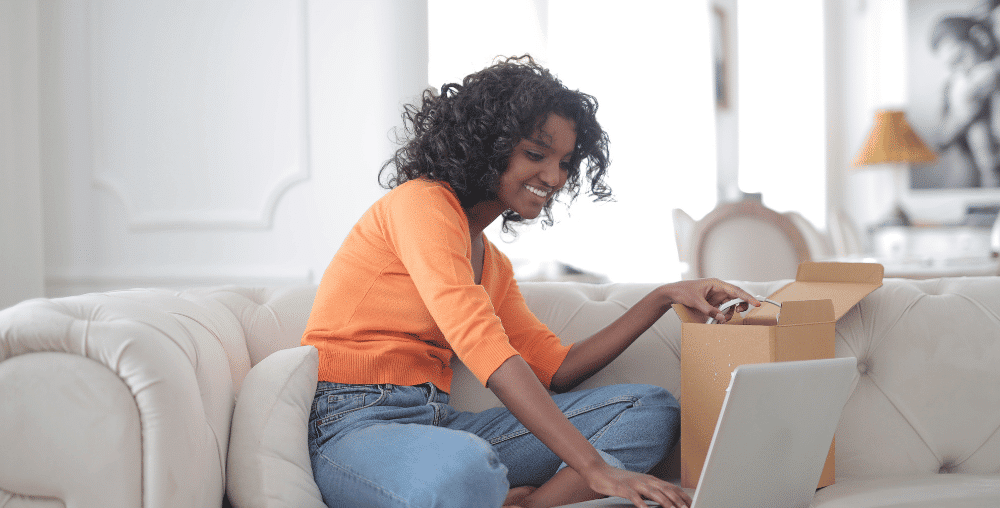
[737,0,827,227]
[428,0,825,282]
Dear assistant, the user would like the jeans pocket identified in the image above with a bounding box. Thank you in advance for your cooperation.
[314,383,387,428]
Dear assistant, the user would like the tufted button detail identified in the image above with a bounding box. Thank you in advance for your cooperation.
[939,462,954,474]
[857,360,869,375]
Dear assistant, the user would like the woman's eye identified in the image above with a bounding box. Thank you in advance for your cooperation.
[559,161,573,171]
[525,150,544,161]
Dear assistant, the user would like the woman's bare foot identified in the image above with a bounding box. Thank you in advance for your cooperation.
[503,485,536,508]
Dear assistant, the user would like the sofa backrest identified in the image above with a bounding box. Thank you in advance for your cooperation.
[6,275,997,492]
[499,277,1000,483]
[179,285,318,383]
[831,277,1000,480]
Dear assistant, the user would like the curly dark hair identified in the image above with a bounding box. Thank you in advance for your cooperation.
[379,55,612,232]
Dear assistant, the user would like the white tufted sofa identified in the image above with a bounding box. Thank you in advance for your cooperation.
[1,276,999,507]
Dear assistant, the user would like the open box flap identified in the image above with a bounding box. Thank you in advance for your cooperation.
[797,261,884,284]
[754,262,883,321]
[673,262,882,325]
[741,299,835,326]
[777,299,835,325]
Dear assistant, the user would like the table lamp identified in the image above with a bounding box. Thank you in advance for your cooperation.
[852,109,937,226]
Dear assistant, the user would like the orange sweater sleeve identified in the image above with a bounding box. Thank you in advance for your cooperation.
[484,240,572,388]
[380,183,523,386]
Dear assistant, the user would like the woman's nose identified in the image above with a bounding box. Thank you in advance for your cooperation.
[540,162,565,188]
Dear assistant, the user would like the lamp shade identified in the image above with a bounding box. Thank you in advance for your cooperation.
[853,110,937,166]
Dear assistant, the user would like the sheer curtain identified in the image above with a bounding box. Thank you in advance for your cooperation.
[429,0,717,283]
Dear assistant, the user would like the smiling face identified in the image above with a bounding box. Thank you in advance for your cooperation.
[497,114,577,221]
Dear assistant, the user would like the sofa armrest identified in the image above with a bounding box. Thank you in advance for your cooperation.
[0,351,140,506]
[0,291,236,507]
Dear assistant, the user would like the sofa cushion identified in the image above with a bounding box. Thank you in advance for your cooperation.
[811,475,1000,507]
[226,345,325,508]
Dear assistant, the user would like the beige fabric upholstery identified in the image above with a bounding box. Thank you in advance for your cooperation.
[688,200,813,281]
[785,210,833,260]
[829,208,866,258]
[226,345,325,508]
[2,276,999,506]
[990,213,999,264]
[0,286,317,508]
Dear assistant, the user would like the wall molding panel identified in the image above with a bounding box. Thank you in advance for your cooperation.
[46,266,316,298]
[88,0,310,230]
[93,165,309,230]
[34,0,430,298]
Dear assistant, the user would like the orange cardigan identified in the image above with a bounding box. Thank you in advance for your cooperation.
[302,179,571,391]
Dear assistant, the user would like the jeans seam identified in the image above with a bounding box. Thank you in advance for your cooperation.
[562,395,639,419]
[488,427,531,445]
[487,395,640,446]
[315,449,414,508]
[589,404,629,444]
[431,402,445,426]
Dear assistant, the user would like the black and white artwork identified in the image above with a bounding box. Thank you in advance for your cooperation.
[909,0,1000,189]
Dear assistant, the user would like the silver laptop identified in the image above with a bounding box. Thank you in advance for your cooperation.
[558,357,858,508]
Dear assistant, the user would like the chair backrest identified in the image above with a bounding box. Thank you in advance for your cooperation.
[828,208,866,257]
[672,208,697,278]
[689,200,811,281]
[991,213,999,256]
[783,210,832,260]
[991,214,1000,275]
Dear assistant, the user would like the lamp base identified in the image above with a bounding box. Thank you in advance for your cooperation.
[872,203,911,229]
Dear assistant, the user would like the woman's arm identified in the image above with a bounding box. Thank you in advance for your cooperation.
[487,355,691,508]
[549,279,758,393]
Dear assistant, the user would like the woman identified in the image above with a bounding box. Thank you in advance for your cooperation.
[302,55,757,508]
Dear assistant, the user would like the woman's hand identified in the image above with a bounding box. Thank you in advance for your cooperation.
[550,278,760,392]
[581,462,692,508]
[660,278,759,324]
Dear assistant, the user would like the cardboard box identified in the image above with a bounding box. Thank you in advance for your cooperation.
[673,262,883,489]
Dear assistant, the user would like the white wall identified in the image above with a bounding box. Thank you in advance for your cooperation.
[306,0,429,276]
[3,0,951,305]
[1,1,45,310]
[30,0,427,298]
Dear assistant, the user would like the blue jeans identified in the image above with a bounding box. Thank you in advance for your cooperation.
[307,381,680,508]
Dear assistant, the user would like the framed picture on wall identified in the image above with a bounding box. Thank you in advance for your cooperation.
[905,0,1000,221]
